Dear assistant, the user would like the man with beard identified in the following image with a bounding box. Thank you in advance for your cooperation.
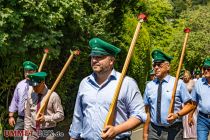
[69,38,147,140]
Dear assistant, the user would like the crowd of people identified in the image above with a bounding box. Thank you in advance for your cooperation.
[8,37,210,140]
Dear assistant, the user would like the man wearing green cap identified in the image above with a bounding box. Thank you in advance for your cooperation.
[189,58,210,140]
[143,50,194,140]
[145,69,156,85]
[24,72,64,140]
[69,38,146,140]
[193,69,201,82]
[9,61,38,140]
[149,69,155,81]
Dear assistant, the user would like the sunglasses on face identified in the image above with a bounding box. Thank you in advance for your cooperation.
[153,62,165,68]
[203,67,210,71]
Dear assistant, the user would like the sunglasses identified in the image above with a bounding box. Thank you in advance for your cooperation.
[153,62,165,68]
[203,67,210,71]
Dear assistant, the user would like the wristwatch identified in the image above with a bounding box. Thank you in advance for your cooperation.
[176,112,181,119]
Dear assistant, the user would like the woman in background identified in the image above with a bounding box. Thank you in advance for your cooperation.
[182,70,197,139]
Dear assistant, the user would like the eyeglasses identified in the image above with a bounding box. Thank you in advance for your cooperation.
[203,67,210,71]
[153,62,166,68]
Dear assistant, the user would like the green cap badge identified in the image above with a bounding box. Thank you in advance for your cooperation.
[28,72,47,86]
[23,61,38,70]
[89,38,121,56]
[203,58,210,68]
[152,50,173,63]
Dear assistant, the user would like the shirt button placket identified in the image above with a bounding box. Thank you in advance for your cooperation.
[93,88,100,129]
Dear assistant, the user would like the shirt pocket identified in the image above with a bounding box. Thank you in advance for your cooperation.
[164,88,173,102]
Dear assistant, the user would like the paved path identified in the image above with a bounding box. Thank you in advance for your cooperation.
[131,128,143,140]
[131,128,210,140]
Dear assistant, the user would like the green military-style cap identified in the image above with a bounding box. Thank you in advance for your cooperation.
[89,38,121,56]
[203,58,210,68]
[149,69,155,75]
[152,50,173,63]
[28,72,47,86]
[23,61,38,70]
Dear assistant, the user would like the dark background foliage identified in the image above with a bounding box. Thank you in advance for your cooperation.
[0,0,209,139]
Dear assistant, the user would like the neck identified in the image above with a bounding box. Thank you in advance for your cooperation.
[95,70,112,85]
[158,73,168,81]
[184,79,190,83]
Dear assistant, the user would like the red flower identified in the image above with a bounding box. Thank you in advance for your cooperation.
[138,13,147,21]
[44,48,49,53]
[184,28,191,33]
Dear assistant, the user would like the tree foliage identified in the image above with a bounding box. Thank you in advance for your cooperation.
[0,0,209,137]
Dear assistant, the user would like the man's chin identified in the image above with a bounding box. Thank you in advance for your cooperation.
[205,75,210,78]
[92,68,101,73]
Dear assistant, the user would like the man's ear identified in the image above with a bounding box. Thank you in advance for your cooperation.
[166,63,170,71]
[40,81,45,85]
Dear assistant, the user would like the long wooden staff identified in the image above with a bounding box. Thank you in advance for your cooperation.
[103,14,147,127]
[38,48,49,72]
[36,50,80,119]
[168,28,191,114]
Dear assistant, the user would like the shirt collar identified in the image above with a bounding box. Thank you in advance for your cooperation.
[88,69,117,87]
[154,74,170,84]
[202,77,209,85]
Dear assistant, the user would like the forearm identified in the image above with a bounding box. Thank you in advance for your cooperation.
[9,90,18,113]
[177,101,194,116]
[188,102,197,118]
[114,117,141,135]
[46,94,64,123]
[45,111,64,123]
[143,105,150,139]
[143,113,150,134]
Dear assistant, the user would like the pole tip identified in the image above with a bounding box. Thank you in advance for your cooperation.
[73,50,80,56]
[138,13,147,21]
[184,28,191,33]
[44,48,49,53]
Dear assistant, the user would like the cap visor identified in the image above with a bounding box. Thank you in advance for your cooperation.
[153,60,165,63]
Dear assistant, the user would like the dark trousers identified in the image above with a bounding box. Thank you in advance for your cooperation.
[14,116,24,140]
[148,122,183,140]
[117,137,131,140]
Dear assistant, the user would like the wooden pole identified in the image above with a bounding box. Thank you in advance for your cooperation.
[103,14,147,127]
[38,48,49,72]
[36,50,80,119]
[168,28,191,114]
